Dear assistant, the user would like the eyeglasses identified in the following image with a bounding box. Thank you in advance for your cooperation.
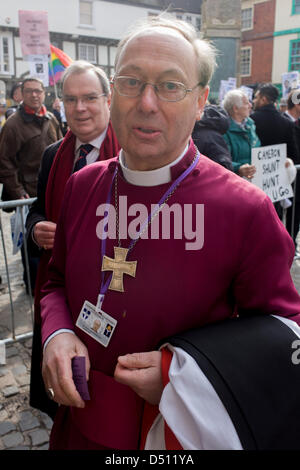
[23,89,44,95]
[63,93,106,107]
[111,76,201,102]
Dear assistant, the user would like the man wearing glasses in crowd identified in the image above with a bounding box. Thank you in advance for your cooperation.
[25,61,120,420]
[0,78,62,294]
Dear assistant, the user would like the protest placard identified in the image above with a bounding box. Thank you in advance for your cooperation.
[18,10,50,56]
[282,71,299,99]
[218,77,237,103]
[27,54,49,87]
[251,144,294,203]
[240,85,253,102]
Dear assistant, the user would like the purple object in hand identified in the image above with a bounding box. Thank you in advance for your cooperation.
[72,356,90,400]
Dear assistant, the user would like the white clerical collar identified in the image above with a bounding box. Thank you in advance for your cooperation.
[119,144,189,187]
[75,126,108,152]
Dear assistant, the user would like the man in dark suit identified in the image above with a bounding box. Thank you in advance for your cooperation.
[283,89,300,243]
[251,83,300,243]
[26,60,120,419]
[251,83,299,163]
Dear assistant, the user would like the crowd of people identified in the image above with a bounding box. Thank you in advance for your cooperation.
[0,15,300,450]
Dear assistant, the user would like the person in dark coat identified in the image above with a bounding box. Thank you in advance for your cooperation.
[25,61,120,420]
[252,83,300,242]
[251,83,299,163]
[5,82,22,119]
[283,89,300,244]
[192,104,233,171]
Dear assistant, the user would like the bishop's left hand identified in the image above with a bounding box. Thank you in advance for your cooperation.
[114,351,163,405]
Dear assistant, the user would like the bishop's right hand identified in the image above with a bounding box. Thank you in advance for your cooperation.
[42,332,90,408]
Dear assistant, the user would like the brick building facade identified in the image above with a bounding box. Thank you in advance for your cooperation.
[241,0,276,88]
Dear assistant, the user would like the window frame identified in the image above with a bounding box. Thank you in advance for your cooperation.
[240,46,252,77]
[292,0,300,15]
[0,33,14,76]
[241,7,254,31]
[289,39,300,72]
[79,0,94,27]
[78,43,97,64]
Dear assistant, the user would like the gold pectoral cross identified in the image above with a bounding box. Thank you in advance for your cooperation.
[101,246,137,292]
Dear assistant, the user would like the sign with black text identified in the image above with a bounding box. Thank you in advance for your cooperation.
[251,144,293,203]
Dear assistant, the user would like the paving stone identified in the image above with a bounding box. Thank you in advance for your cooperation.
[29,429,49,447]
[2,432,24,448]
[37,443,49,450]
[0,409,8,421]
[39,412,53,431]
[0,421,16,436]
[12,365,27,376]
[8,446,30,450]
[19,411,40,431]
[5,347,18,358]
[0,367,8,377]
[15,374,30,386]
[0,370,17,389]
[2,385,19,397]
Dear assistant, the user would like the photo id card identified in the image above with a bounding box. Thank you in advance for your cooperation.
[76,300,117,348]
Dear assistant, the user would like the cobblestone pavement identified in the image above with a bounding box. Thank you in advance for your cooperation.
[1,210,300,451]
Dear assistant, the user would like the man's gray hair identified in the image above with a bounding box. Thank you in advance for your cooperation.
[62,60,110,96]
[223,89,247,116]
[114,15,217,88]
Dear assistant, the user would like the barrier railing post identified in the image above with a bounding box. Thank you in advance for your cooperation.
[0,196,37,346]
[0,211,16,339]
[20,206,34,324]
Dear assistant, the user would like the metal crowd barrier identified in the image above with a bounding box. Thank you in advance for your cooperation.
[0,196,37,349]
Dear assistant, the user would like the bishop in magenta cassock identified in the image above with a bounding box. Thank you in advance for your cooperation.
[40,17,300,450]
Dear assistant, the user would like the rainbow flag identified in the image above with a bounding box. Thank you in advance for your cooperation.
[48,44,73,86]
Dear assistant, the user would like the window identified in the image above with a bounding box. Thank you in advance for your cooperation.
[0,34,14,75]
[241,8,253,30]
[79,0,93,25]
[292,0,300,14]
[240,47,251,76]
[196,16,202,32]
[78,43,96,63]
[290,40,300,71]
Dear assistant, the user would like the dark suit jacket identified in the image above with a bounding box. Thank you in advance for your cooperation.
[251,104,300,164]
[25,139,63,257]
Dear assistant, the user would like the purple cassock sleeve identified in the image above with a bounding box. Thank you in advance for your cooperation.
[232,196,300,324]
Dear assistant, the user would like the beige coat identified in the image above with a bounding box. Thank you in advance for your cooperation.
[0,106,62,199]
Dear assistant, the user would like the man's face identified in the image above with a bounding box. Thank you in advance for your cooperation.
[253,91,265,110]
[22,80,45,112]
[63,70,110,142]
[110,29,208,170]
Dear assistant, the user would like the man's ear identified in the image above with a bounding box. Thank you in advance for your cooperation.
[195,86,209,121]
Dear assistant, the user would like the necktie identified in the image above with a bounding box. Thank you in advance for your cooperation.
[74,144,94,173]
